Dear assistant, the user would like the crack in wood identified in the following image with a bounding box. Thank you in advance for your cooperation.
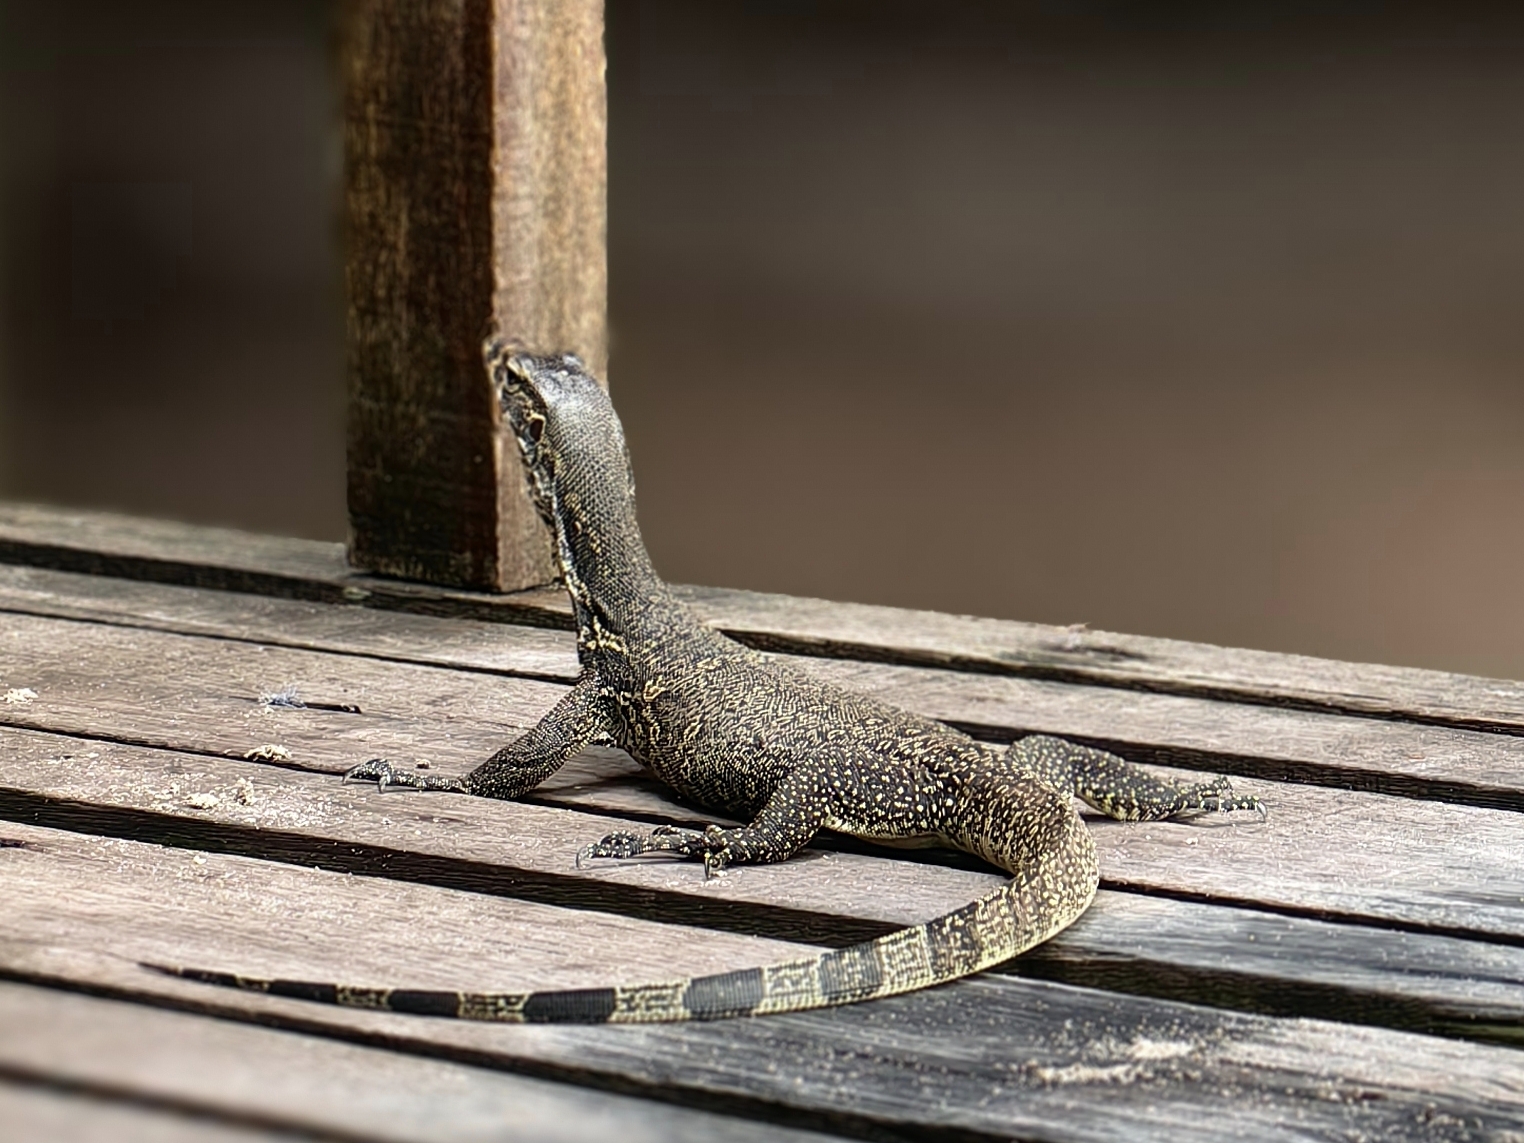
[0,786,891,949]
[4,536,1523,738]
[0,968,999,1143]
[0,1059,372,1143]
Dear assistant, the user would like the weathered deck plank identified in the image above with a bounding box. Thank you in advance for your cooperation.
[0,983,836,1143]
[4,501,1522,734]
[3,612,1522,943]
[1020,893,1524,1045]
[5,726,1523,1043]
[3,503,1521,1140]
[4,823,1523,1143]
[0,1080,285,1143]
[0,725,1004,942]
[5,563,1524,810]
[0,819,823,990]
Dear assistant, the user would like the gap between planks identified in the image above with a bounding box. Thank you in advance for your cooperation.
[3,821,1524,1143]
[1,609,1522,944]
[0,981,839,1143]
[2,501,1522,735]
[3,565,1524,812]
[3,515,1522,1079]
[0,1078,303,1143]
[3,726,1523,1046]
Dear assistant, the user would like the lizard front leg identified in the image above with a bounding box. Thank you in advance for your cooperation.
[345,672,613,799]
[578,762,829,878]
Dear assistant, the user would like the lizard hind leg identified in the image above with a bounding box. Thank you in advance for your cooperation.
[1006,734,1266,823]
[577,765,829,879]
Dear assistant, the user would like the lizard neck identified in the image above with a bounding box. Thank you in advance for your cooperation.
[544,430,674,658]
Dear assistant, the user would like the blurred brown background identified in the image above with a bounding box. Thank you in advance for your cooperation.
[1,0,1520,680]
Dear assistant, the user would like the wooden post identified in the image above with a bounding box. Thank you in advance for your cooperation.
[342,0,606,591]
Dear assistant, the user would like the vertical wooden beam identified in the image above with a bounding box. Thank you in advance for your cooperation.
[343,0,606,591]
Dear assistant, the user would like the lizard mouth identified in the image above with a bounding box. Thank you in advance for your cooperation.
[483,339,558,525]
[485,342,549,441]
[484,338,537,403]
[479,338,626,543]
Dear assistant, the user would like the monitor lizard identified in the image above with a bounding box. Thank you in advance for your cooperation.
[150,343,1264,1023]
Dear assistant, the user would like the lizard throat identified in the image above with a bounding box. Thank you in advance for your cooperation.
[544,462,669,652]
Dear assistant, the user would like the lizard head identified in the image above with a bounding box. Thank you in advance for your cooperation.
[483,338,636,534]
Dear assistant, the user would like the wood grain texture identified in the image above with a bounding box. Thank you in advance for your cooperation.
[343,0,505,590]
[0,818,816,999]
[6,509,1523,1137]
[3,609,1524,945]
[677,583,1524,737]
[3,501,1522,731]
[0,503,352,596]
[489,0,606,377]
[801,656,1524,811]
[0,722,1028,943]
[8,922,1523,1142]
[4,726,1523,1044]
[0,982,838,1143]
[4,563,1523,814]
[5,822,1523,1143]
[342,0,604,592]
[1021,892,1524,1045]
[0,562,582,680]
[0,1080,283,1143]
[488,0,606,588]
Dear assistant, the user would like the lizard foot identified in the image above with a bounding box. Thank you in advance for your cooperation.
[575,824,733,878]
[343,757,467,793]
[1175,778,1268,821]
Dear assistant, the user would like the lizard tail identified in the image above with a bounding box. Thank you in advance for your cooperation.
[141,811,1098,1023]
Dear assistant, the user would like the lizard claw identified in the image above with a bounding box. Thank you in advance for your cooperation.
[1194,793,1268,820]
[575,831,646,868]
[343,757,465,793]
[1174,776,1266,822]
[701,848,730,880]
[573,825,730,873]
[344,758,399,786]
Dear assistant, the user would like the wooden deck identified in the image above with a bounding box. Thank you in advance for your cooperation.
[2,500,1522,1142]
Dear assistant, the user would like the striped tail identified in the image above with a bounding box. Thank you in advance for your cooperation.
[142,833,1098,1024]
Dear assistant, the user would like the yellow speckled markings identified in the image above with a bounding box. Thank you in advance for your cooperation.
[145,346,1261,1026]
[144,827,1097,1025]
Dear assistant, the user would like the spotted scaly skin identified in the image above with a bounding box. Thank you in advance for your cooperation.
[149,344,1265,1023]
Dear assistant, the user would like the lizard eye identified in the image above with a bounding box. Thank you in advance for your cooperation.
[526,417,544,443]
